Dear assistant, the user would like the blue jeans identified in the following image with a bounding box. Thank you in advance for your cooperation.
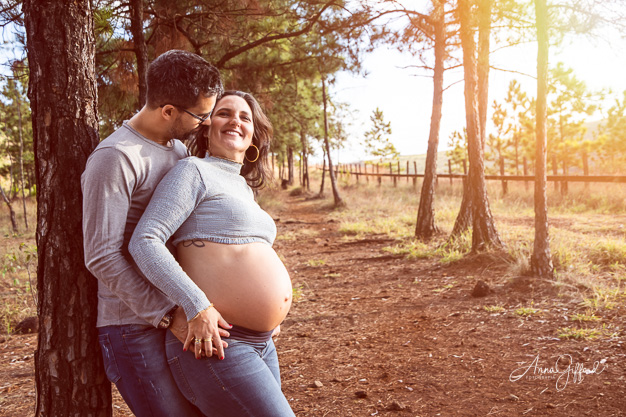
[165,329,295,417]
[98,324,203,417]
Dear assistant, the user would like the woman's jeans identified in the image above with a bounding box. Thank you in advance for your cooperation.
[165,328,296,417]
[98,324,203,417]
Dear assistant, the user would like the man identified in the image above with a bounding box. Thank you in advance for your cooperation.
[82,50,222,416]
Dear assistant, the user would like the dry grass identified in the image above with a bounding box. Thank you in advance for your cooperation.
[268,168,626,312]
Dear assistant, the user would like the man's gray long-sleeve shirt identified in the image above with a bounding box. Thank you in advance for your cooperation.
[81,122,188,327]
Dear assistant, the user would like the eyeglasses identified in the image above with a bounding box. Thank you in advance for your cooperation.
[161,104,212,125]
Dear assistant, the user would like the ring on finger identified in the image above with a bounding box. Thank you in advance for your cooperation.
[194,338,202,344]
[202,337,212,343]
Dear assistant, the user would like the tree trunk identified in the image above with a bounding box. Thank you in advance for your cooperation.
[451,178,472,237]
[130,0,148,108]
[321,77,344,207]
[458,0,502,251]
[300,129,310,190]
[415,0,445,239]
[1,186,18,234]
[23,0,111,415]
[530,0,554,278]
[318,152,326,196]
[287,145,295,186]
[14,87,29,229]
[477,0,493,149]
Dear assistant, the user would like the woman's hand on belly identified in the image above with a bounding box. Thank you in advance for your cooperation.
[185,305,232,360]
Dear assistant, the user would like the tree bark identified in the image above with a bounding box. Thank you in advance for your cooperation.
[458,0,502,251]
[321,77,344,207]
[23,0,111,415]
[530,0,554,278]
[130,0,148,108]
[415,0,445,239]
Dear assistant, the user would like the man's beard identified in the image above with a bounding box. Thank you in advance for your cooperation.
[168,116,197,142]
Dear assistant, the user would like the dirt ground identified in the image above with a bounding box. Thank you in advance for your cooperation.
[1,195,625,416]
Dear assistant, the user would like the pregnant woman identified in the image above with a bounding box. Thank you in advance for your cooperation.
[129,90,294,417]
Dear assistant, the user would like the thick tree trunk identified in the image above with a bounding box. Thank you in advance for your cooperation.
[321,77,344,207]
[415,0,445,239]
[23,0,111,415]
[530,0,554,278]
[130,0,148,108]
[458,0,502,251]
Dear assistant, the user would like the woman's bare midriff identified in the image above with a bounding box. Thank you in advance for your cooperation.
[177,241,292,332]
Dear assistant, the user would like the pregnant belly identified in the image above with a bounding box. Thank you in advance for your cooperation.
[177,241,292,331]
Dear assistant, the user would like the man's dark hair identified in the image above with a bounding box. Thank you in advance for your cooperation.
[146,50,223,109]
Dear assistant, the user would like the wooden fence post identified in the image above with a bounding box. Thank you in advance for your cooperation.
[406,161,409,183]
[377,164,381,186]
[562,159,568,195]
[583,151,589,191]
[448,159,453,185]
[390,162,396,187]
[413,161,417,188]
[524,156,528,191]
[500,155,508,196]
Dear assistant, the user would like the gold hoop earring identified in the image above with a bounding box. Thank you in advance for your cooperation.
[245,144,260,163]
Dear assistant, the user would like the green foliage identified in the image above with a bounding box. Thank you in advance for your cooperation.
[486,80,534,176]
[547,63,600,175]
[515,305,541,316]
[292,284,304,302]
[305,259,326,267]
[446,129,468,173]
[1,66,34,198]
[557,324,618,340]
[364,108,398,160]
[570,311,601,322]
[598,90,626,173]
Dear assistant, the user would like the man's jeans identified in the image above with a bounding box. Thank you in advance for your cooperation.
[165,329,295,417]
[98,324,203,417]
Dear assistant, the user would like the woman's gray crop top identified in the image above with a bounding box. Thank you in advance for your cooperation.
[129,156,277,321]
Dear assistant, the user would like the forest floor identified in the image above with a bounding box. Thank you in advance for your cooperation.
[1,193,625,416]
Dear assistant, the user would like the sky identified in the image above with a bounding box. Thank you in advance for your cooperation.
[331,27,626,163]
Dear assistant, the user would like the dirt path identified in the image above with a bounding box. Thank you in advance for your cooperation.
[1,195,625,416]
[275,196,625,416]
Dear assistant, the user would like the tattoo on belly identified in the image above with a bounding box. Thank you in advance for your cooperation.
[181,239,206,248]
